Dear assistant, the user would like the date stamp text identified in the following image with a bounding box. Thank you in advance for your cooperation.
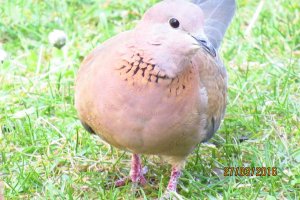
[224,167,278,176]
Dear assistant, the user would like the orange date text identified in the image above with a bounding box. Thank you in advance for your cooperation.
[224,167,278,176]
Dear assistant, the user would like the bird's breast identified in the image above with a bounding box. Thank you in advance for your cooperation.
[77,55,202,156]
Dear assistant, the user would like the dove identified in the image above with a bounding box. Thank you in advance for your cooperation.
[75,0,236,194]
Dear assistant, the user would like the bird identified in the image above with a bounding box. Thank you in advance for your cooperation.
[75,0,236,195]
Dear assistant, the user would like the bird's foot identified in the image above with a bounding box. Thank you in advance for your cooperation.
[115,177,129,187]
[130,154,147,185]
[131,165,148,185]
[167,167,181,191]
[157,166,183,199]
[115,154,148,187]
[114,166,148,187]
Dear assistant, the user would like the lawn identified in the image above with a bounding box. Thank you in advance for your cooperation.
[0,0,299,199]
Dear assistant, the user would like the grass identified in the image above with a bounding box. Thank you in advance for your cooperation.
[0,0,299,199]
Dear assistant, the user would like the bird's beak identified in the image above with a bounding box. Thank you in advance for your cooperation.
[192,36,216,58]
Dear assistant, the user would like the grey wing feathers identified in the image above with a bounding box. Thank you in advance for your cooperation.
[202,116,222,142]
[192,0,236,49]
[80,120,96,134]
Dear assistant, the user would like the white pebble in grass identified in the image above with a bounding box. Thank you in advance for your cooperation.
[48,29,67,49]
[0,49,7,63]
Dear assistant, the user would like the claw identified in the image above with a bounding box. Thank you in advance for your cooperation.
[115,177,128,187]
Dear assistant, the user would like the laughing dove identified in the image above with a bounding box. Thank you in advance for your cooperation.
[75,0,236,194]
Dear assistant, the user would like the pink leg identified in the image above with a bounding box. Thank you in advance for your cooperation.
[130,154,147,185]
[167,167,182,192]
[115,154,147,187]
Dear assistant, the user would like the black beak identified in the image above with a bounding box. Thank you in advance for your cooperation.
[193,36,216,57]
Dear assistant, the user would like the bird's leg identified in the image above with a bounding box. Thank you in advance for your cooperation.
[167,166,182,192]
[115,154,147,187]
[160,165,183,199]
[130,154,147,185]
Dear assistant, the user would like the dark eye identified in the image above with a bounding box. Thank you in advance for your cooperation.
[169,18,180,28]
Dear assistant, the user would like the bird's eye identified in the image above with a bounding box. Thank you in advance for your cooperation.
[169,18,180,29]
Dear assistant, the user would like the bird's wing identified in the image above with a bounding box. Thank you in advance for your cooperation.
[193,54,228,142]
[192,0,236,49]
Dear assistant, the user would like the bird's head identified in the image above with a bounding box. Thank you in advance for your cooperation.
[134,0,216,77]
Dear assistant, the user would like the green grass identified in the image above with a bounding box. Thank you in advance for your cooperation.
[0,0,299,199]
